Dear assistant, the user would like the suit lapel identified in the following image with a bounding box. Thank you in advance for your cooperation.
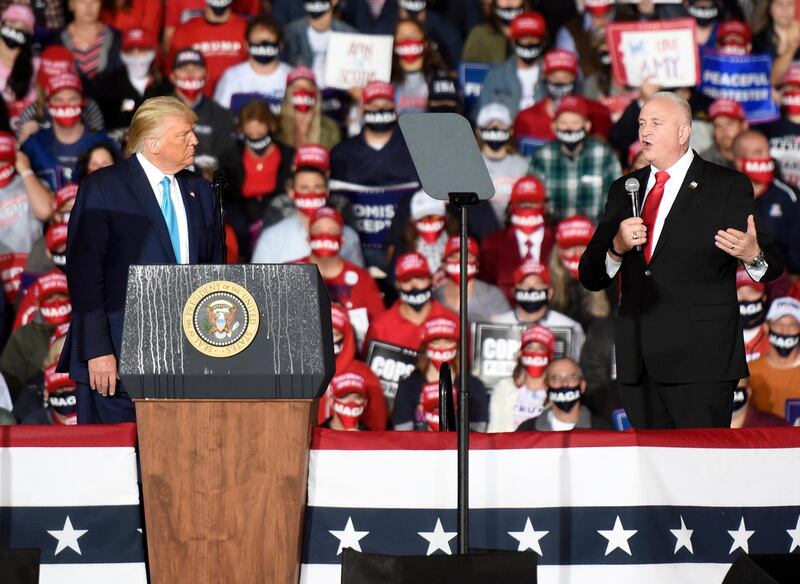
[650,153,705,264]
[176,171,201,264]
[126,156,177,262]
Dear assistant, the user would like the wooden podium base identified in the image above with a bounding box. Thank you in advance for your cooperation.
[136,399,315,584]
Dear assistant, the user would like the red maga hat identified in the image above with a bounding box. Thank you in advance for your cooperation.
[510,11,546,40]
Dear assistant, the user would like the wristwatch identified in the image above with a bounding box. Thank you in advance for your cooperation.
[746,249,766,269]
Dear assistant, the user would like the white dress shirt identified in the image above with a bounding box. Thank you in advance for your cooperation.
[606,149,767,280]
[514,227,544,262]
[136,152,190,264]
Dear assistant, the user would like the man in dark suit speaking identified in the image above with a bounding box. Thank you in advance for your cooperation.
[57,97,223,424]
[579,92,782,429]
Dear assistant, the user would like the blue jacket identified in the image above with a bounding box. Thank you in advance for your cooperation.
[474,56,546,120]
[56,156,223,385]
[283,17,356,67]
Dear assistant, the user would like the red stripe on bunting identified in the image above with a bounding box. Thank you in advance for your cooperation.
[311,427,800,451]
[0,423,138,447]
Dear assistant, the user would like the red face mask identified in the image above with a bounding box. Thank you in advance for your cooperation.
[47,103,83,127]
[175,76,205,101]
[394,38,425,64]
[292,88,317,112]
[560,250,582,280]
[332,397,364,430]
[426,345,457,371]
[309,233,342,257]
[510,207,544,234]
[740,157,775,186]
[783,88,800,116]
[718,41,747,55]
[420,381,441,431]
[0,161,15,188]
[294,191,328,218]
[521,350,549,378]
[414,215,445,244]
[39,296,72,325]
[444,259,477,285]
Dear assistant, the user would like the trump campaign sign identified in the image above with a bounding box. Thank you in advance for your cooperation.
[324,32,393,90]
[606,19,700,88]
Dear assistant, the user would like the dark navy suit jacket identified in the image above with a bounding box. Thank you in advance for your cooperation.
[57,155,222,384]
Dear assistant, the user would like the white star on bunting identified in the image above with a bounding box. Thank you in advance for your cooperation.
[329,517,369,555]
[598,516,637,556]
[418,518,457,556]
[728,517,755,554]
[508,517,549,555]
[786,515,800,553]
[47,516,88,556]
[670,516,694,555]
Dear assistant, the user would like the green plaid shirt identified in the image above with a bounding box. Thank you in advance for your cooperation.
[529,137,622,224]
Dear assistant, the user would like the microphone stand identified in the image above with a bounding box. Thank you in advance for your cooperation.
[449,191,478,554]
[212,170,228,263]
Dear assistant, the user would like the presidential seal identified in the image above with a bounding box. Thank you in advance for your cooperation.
[182,280,259,357]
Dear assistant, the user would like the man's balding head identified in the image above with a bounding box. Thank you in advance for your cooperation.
[732,129,770,160]
[638,91,693,170]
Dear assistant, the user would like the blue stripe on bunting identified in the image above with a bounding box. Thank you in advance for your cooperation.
[0,505,145,564]
[302,505,800,565]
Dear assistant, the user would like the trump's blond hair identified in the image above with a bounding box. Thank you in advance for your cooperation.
[127,97,198,156]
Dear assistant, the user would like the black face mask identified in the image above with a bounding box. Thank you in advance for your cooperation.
[480,127,510,152]
[305,0,332,19]
[732,385,748,414]
[687,3,719,27]
[494,5,524,26]
[399,286,432,311]
[556,128,586,152]
[52,252,67,273]
[363,109,398,133]
[515,288,547,314]
[739,299,766,329]
[769,331,799,358]
[334,339,343,355]
[0,24,30,50]
[547,82,574,100]
[548,386,581,412]
[249,41,280,64]
[245,133,272,156]
[207,0,232,16]
[400,0,426,17]
[514,42,543,65]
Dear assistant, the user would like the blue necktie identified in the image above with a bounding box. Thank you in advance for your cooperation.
[159,176,181,263]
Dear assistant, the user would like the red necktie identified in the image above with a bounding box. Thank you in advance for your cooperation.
[641,170,670,263]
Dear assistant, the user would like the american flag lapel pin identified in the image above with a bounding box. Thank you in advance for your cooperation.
[689,181,698,189]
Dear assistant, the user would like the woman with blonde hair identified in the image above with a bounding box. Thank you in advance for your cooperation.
[548,215,610,331]
[276,66,340,150]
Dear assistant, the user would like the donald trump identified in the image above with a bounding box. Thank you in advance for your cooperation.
[57,96,223,423]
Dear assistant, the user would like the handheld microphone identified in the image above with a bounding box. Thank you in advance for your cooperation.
[624,177,641,252]
[212,169,228,264]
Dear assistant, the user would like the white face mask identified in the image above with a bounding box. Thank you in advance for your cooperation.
[122,50,155,80]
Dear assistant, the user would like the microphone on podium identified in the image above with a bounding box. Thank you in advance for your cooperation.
[625,177,641,252]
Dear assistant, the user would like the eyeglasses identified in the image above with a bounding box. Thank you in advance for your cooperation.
[548,373,582,384]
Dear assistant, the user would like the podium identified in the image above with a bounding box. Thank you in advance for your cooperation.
[119,264,335,584]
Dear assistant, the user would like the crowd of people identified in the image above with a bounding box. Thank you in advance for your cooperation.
[0,0,798,432]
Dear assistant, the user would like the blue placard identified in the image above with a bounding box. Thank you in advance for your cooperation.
[459,62,491,118]
[699,51,780,124]
[612,408,631,431]
[786,399,800,426]
[517,135,548,157]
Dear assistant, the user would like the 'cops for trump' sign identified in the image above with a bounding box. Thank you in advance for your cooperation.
[365,340,418,404]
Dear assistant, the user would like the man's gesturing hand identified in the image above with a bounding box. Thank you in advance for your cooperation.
[612,217,647,255]
[715,214,761,264]
[88,354,119,396]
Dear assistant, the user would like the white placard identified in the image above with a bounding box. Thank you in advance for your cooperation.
[324,32,394,90]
